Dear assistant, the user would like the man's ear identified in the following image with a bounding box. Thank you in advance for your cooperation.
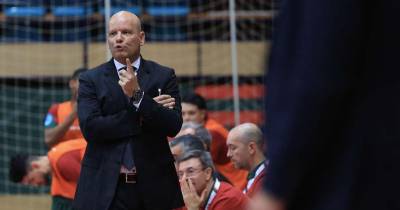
[248,142,257,155]
[69,79,78,90]
[139,31,145,46]
[69,80,74,89]
[199,109,207,121]
[205,167,213,181]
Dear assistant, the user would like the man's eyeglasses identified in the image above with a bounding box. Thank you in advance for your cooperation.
[177,167,206,179]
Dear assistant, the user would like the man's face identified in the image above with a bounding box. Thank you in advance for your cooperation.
[227,131,251,170]
[177,158,211,195]
[108,14,144,64]
[182,103,205,124]
[21,165,47,186]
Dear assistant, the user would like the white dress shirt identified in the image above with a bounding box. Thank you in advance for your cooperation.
[113,57,143,108]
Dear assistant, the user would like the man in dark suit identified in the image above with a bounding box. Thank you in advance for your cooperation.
[250,0,400,210]
[73,11,184,210]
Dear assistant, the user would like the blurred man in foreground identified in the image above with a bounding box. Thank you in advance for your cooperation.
[257,0,400,210]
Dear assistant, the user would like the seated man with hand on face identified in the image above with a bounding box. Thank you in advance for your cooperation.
[176,150,248,210]
[170,134,230,183]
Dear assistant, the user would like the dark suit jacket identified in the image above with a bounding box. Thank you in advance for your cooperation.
[264,0,400,210]
[73,58,184,210]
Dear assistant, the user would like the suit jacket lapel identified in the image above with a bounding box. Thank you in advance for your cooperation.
[137,58,151,91]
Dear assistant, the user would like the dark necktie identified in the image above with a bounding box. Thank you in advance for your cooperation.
[123,141,135,170]
[118,65,137,170]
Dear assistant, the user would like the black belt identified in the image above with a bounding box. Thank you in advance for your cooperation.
[119,172,137,184]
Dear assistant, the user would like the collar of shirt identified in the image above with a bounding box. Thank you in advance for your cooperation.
[247,160,266,180]
[113,57,141,73]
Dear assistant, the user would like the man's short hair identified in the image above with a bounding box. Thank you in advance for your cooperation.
[9,154,32,183]
[181,122,212,150]
[182,93,207,110]
[170,134,206,155]
[70,68,87,81]
[176,150,215,173]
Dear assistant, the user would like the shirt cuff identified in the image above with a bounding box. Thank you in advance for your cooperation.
[132,94,144,109]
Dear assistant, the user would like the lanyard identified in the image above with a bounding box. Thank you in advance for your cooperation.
[205,179,221,210]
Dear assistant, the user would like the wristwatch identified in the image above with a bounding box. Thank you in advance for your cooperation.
[131,89,144,104]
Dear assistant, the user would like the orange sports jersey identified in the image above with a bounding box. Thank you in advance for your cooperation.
[45,101,83,145]
[205,118,248,189]
[48,138,87,199]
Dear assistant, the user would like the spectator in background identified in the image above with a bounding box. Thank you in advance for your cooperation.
[170,134,206,161]
[227,123,267,198]
[9,139,87,210]
[44,68,87,148]
[176,150,248,210]
[177,121,212,150]
[182,93,248,189]
[170,134,230,183]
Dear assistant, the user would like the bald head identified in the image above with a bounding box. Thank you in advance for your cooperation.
[227,123,265,170]
[109,11,142,32]
[108,11,145,64]
[229,123,264,149]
